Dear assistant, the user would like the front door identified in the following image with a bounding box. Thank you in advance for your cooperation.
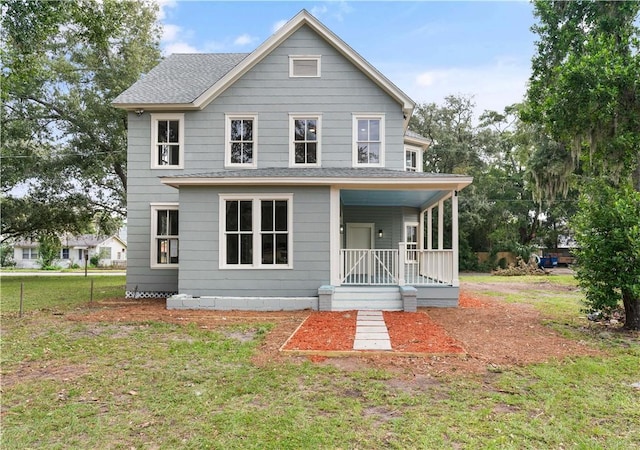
[345,223,374,282]
[346,223,374,250]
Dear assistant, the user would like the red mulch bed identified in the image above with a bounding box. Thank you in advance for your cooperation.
[282,311,357,351]
[281,310,465,354]
[383,311,464,354]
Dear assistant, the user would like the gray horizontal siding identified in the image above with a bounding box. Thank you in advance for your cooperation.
[177,185,331,297]
[125,24,408,296]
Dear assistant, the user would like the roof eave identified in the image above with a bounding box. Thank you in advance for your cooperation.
[160,175,473,191]
[112,102,201,111]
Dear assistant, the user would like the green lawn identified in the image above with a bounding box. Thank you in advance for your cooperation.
[1,276,638,448]
[1,276,125,314]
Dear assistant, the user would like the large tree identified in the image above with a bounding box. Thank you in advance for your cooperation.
[1,0,161,241]
[409,97,569,269]
[524,0,640,329]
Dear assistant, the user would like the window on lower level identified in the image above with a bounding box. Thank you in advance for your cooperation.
[22,248,38,260]
[220,194,292,269]
[151,204,179,268]
[61,248,70,259]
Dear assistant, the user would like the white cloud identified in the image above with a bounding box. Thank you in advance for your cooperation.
[396,60,530,116]
[310,2,353,22]
[272,19,288,33]
[310,5,328,18]
[154,0,177,21]
[161,23,181,43]
[164,41,199,55]
[233,34,257,47]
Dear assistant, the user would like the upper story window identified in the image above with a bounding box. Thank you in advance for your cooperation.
[225,115,257,168]
[219,194,293,269]
[151,203,179,268]
[151,113,184,169]
[405,146,422,172]
[290,115,321,166]
[289,56,321,77]
[353,114,385,166]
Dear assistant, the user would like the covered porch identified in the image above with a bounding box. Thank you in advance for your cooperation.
[325,178,472,311]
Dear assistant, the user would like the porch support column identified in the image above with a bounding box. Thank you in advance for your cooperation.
[329,186,341,286]
[427,207,433,250]
[438,199,444,250]
[419,208,425,251]
[452,190,459,287]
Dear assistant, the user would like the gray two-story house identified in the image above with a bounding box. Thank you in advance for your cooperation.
[113,10,472,312]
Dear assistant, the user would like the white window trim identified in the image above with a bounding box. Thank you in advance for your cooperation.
[150,203,179,269]
[219,193,293,270]
[405,145,422,172]
[289,55,321,77]
[289,114,322,167]
[352,114,385,167]
[225,114,258,169]
[150,113,184,169]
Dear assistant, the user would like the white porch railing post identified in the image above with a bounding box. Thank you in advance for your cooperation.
[398,242,406,286]
[427,208,433,250]
[452,190,459,287]
[438,199,444,250]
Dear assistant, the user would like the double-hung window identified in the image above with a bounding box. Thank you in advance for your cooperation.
[151,204,179,268]
[290,115,321,166]
[220,194,292,269]
[61,248,70,259]
[151,113,184,168]
[22,248,38,260]
[405,146,422,172]
[353,115,384,166]
[225,115,257,168]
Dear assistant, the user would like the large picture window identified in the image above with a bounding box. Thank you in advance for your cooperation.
[151,204,179,268]
[150,113,184,168]
[353,115,384,166]
[225,115,257,168]
[290,115,321,166]
[220,194,292,269]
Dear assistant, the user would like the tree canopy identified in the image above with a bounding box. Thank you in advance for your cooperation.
[1,0,161,241]
[524,0,640,329]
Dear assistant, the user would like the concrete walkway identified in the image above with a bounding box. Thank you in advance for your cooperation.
[353,310,392,351]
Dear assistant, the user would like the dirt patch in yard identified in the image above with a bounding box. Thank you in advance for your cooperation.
[61,288,602,376]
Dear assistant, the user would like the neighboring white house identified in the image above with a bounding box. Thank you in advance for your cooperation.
[12,234,127,269]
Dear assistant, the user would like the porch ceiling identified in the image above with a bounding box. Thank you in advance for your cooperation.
[341,189,449,209]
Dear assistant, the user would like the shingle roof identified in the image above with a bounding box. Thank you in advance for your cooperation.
[405,129,429,141]
[112,53,249,105]
[162,167,468,179]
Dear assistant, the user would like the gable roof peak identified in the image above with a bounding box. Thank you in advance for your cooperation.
[114,9,415,122]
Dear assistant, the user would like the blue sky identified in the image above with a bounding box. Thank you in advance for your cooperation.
[157,1,537,115]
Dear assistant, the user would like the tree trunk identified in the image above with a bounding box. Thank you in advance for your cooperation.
[622,290,640,330]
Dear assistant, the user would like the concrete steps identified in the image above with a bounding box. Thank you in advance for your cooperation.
[331,286,402,311]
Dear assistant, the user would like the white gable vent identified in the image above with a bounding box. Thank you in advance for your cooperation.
[290,56,321,77]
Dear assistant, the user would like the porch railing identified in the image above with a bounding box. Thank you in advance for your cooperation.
[340,245,455,286]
